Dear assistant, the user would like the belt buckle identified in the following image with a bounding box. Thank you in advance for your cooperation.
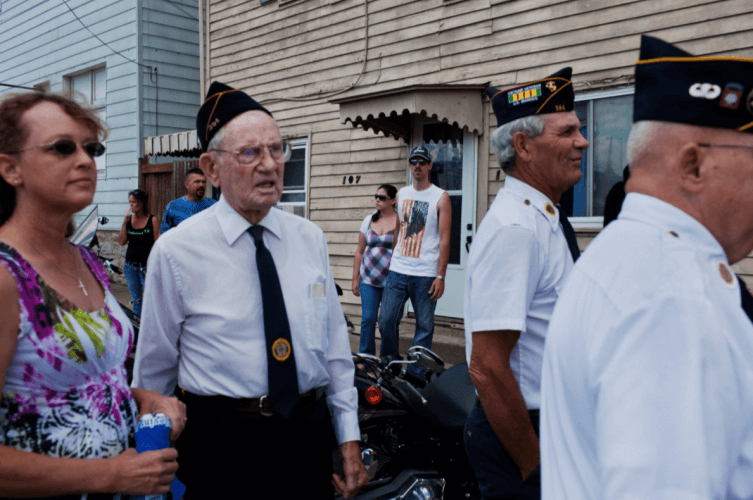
[259,395,275,417]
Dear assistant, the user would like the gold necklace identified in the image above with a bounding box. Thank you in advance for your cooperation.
[10,224,89,296]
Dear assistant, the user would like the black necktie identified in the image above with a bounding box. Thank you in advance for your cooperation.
[557,205,581,262]
[248,225,300,419]
[738,276,753,324]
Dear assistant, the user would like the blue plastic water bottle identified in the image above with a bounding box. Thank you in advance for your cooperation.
[132,413,185,500]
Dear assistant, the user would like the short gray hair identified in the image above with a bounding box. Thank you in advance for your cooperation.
[626,120,660,165]
[207,123,229,153]
[491,115,546,172]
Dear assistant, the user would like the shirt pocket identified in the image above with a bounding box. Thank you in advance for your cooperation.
[303,295,329,354]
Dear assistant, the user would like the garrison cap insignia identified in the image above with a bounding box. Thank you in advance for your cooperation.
[688,83,721,100]
[508,84,542,106]
[718,262,734,286]
[720,83,744,110]
[486,67,574,127]
[633,35,753,133]
[196,81,272,152]
[272,338,292,362]
[545,203,556,216]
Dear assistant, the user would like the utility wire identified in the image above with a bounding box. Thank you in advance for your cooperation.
[60,0,152,70]
[0,82,37,90]
[260,0,371,105]
[161,0,197,19]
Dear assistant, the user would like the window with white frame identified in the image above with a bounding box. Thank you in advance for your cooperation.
[67,67,106,178]
[560,87,633,226]
[277,138,308,218]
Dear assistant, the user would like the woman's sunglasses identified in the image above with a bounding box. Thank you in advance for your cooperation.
[14,139,106,158]
[375,194,391,201]
[409,158,429,166]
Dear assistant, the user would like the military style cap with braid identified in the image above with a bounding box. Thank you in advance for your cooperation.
[486,67,575,127]
[197,81,272,151]
[634,35,753,133]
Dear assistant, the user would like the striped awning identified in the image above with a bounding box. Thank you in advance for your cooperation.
[144,130,202,158]
[331,84,488,141]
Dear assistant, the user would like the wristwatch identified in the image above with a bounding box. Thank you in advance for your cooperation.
[436,275,444,280]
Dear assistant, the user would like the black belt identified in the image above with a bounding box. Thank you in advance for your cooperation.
[1,495,121,500]
[179,388,319,416]
[124,260,147,268]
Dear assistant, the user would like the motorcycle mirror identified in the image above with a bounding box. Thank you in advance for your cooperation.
[407,346,445,373]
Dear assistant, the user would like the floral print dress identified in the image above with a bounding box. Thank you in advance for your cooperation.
[0,242,138,461]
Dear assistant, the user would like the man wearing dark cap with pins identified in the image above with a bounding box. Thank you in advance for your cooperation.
[540,36,753,500]
[463,67,588,500]
[132,82,368,498]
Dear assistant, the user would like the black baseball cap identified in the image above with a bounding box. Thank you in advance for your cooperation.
[409,145,431,162]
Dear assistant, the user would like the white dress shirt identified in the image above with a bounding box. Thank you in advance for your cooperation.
[540,193,753,500]
[464,176,574,409]
[132,196,360,444]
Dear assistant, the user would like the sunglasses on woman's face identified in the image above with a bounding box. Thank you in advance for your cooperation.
[375,194,390,201]
[409,158,428,166]
[16,139,106,158]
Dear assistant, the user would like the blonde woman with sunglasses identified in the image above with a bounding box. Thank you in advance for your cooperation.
[0,92,183,499]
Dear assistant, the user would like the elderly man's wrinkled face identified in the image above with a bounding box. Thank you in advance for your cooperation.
[530,112,589,195]
[696,129,753,263]
[212,111,284,218]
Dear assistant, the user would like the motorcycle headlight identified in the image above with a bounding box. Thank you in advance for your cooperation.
[352,470,445,500]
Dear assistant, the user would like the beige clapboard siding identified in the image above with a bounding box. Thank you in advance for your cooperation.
[205,0,753,300]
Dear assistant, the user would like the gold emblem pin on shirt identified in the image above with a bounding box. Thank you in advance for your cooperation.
[718,262,735,286]
[272,338,292,362]
[545,204,556,216]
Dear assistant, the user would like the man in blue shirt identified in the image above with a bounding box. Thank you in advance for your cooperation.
[159,167,217,232]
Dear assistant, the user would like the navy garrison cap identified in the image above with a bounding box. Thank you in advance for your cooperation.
[634,35,753,133]
[486,67,575,127]
[197,81,272,151]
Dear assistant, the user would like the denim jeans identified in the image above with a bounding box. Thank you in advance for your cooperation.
[358,283,383,355]
[123,261,146,318]
[378,271,437,358]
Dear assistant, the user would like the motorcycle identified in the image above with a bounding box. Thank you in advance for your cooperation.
[335,346,481,500]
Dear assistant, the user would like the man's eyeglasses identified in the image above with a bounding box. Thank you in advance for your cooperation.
[12,139,106,158]
[375,194,391,201]
[409,158,429,166]
[211,141,291,166]
[698,143,753,150]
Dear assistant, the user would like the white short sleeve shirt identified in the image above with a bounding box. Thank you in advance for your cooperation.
[540,193,753,500]
[464,176,574,410]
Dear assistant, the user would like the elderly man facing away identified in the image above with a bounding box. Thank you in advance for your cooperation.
[132,82,368,499]
[540,35,753,500]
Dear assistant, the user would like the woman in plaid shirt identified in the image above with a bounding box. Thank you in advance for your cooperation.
[352,184,399,355]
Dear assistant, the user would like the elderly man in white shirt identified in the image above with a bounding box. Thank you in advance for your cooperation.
[132,82,367,499]
[464,67,588,500]
[540,35,753,500]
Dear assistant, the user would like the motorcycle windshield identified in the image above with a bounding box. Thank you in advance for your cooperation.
[69,206,98,247]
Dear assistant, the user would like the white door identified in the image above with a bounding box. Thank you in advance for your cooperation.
[411,128,476,318]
